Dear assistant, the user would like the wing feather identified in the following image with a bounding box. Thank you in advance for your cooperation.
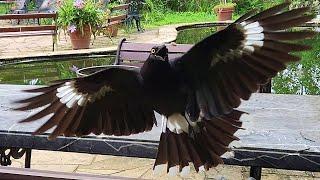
[173,3,316,117]
[15,67,156,139]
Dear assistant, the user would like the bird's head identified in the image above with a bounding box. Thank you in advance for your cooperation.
[150,45,169,61]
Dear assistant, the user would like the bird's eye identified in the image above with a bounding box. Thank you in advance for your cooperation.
[151,48,156,54]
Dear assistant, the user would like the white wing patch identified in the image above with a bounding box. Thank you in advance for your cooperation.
[56,81,113,108]
[167,113,189,134]
[242,21,264,52]
[211,20,265,67]
[243,21,260,30]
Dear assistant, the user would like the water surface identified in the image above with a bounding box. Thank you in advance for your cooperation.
[0,56,114,85]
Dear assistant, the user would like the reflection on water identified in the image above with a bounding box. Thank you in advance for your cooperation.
[273,33,320,95]
[176,27,320,95]
[0,56,115,85]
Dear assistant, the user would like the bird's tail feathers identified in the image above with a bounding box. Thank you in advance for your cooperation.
[153,110,244,176]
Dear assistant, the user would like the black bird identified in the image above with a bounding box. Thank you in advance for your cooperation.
[15,2,316,175]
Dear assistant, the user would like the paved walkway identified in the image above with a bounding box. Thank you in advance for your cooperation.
[9,150,319,180]
[1,24,320,179]
[0,24,178,59]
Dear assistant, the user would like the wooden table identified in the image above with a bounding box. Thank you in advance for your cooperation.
[0,84,320,179]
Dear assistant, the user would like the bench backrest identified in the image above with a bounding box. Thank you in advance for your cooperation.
[114,38,193,67]
[0,13,57,20]
[114,38,272,93]
[108,4,129,23]
[110,4,129,11]
[0,13,57,34]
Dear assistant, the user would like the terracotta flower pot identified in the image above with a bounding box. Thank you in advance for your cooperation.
[215,7,234,21]
[69,25,92,50]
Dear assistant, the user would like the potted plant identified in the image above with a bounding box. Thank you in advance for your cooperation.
[57,0,104,49]
[213,0,236,21]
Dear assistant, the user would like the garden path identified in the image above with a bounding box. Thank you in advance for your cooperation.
[0,22,177,59]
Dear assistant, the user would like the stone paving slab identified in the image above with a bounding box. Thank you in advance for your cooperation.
[0,25,177,60]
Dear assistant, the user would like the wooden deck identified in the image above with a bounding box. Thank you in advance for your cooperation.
[0,84,320,172]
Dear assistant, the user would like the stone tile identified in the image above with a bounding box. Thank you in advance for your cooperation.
[263,168,310,177]
[76,168,120,175]
[262,173,319,180]
[29,150,96,165]
[261,174,284,180]
[111,166,152,179]
[140,168,185,180]
[140,164,215,180]
[10,159,25,168]
[0,24,177,58]
[93,154,117,162]
[206,165,244,180]
[79,155,154,171]
[310,172,320,178]
[32,164,79,173]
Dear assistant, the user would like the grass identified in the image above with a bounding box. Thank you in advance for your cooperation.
[143,12,217,28]
[0,4,8,14]
[273,32,320,95]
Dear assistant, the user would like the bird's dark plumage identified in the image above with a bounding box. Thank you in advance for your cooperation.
[14,2,316,175]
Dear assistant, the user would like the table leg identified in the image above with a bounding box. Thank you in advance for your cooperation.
[250,166,262,180]
[24,149,31,168]
[259,80,271,93]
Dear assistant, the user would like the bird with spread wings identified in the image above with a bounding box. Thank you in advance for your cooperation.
[15,2,316,175]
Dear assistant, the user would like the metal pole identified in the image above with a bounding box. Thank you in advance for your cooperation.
[24,149,31,168]
[250,166,262,180]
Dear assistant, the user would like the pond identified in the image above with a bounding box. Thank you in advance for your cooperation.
[0,56,114,85]
[176,26,320,95]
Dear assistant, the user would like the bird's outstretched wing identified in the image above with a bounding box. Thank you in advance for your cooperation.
[173,2,316,118]
[15,66,156,140]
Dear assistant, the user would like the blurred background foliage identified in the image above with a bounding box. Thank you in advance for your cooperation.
[139,0,319,27]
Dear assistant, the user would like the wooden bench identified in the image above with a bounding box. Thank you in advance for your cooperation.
[102,4,129,37]
[102,2,145,36]
[114,38,270,92]
[114,38,192,66]
[0,13,57,51]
